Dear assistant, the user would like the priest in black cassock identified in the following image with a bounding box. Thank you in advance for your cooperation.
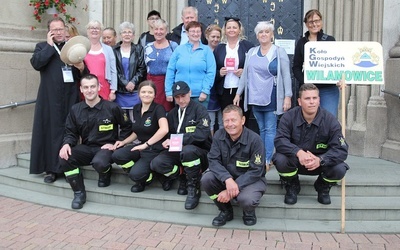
[29,17,88,183]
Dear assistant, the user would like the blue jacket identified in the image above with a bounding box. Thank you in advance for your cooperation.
[165,42,216,97]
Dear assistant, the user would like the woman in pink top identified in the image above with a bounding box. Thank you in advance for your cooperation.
[84,20,117,101]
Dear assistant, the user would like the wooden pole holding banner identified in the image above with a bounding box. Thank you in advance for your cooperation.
[340,74,346,233]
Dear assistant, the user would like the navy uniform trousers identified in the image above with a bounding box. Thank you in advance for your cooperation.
[201,171,267,212]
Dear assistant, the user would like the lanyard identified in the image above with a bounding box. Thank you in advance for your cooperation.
[54,44,68,66]
[177,107,186,133]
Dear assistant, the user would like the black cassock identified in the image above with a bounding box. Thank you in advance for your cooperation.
[29,41,88,174]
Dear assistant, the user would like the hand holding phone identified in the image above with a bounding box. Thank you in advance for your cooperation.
[47,30,55,46]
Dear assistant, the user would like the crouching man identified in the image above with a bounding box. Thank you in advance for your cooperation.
[59,74,132,209]
[202,105,267,226]
[273,83,349,205]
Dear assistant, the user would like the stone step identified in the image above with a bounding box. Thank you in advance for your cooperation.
[2,182,399,233]
[17,153,400,197]
[1,166,400,222]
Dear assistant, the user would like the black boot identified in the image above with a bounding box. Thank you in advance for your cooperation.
[66,173,86,209]
[177,173,188,195]
[242,210,257,226]
[159,172,178,191]
[280,175,301,205]
[131,182,146,192]
[314,175,334,205]
[184,175,201,210]
[98,166,112,187]
[212,201,233,227]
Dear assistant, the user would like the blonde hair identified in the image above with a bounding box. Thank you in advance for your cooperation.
[221,19,246,43]
[65,23,79,37]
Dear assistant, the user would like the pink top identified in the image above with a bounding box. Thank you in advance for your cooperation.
[84,51,110,100]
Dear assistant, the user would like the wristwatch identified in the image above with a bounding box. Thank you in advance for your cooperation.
[319,156,326,166]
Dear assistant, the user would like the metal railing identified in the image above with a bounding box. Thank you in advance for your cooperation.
[0,100,36,110]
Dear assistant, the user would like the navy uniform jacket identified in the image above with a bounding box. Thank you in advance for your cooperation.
[208,126,266,190]
[274,106,348,167]
[63,99,132,148]
[167,100,212,150]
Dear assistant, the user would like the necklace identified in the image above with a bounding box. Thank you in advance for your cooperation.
[154,40,168,57]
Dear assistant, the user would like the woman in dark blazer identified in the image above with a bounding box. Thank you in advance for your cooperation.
[213,17,254,112]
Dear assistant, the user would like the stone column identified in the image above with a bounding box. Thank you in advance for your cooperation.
[381,38,400,163]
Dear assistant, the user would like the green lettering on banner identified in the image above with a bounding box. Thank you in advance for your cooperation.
[306,70,383,82]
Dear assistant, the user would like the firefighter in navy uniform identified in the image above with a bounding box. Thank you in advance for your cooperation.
[59,74,132,209]
[202,105,267,227]
[150,81,212,210]
[273,83,349,205]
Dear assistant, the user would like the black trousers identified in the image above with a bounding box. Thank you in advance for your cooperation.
[272,152,349,180]
[112,145,162,183]
[59,144,113,174]
[150,145,208,178]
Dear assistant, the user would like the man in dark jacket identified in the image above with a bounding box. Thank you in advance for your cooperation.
[167,6,208,45]
[59,74,132,209]
[30,17,88,183]
[202,105,267,227]
[273,83,349,205]
[150,81,212,210]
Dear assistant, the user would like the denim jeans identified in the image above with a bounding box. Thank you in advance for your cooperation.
[319,85,339,118]
[252,110,277,164]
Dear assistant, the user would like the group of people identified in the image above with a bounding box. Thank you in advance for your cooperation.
[30,7,349,227]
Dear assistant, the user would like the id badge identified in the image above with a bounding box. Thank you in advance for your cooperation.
[225,57,235,71]
[169,134,183,152]
[62,66,74,83]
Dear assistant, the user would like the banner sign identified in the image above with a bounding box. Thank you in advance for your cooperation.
[304,41,384,84]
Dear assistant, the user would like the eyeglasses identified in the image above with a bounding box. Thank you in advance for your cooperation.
[121,30,134,35]
[50,28,65,33]
[307,19,321,25]
[148,17,160,21]
[88,27,101,31]
[188,30,201,34]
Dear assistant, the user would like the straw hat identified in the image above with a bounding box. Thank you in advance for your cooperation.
[60,35,90,65]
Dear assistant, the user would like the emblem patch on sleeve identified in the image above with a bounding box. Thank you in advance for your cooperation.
[123,113,129,122]
[339,137,346,147]
[254,154,262,165]
[202,118,209,127]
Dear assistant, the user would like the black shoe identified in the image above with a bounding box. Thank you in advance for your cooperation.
[131,182,145,192]
[71,191,86,209]
[184,188,201,210]
[177,177,188,195]
[44,173,57,183]
[280,175,301,205]
[66,173,86,209]
[242,210,257,226]
[212,210,234,226]
[161,177,175,191]
[122,167,131,174]
[98,168,112,187]
[314,176,333,205]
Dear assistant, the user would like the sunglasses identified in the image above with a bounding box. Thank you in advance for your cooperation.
[224,17,240,22]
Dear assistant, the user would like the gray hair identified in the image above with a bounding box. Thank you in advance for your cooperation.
[182,6,198,17]
[86,20,104,30]
[254,21,275,35]
[119,21,135,34]
[153,19,169,30]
